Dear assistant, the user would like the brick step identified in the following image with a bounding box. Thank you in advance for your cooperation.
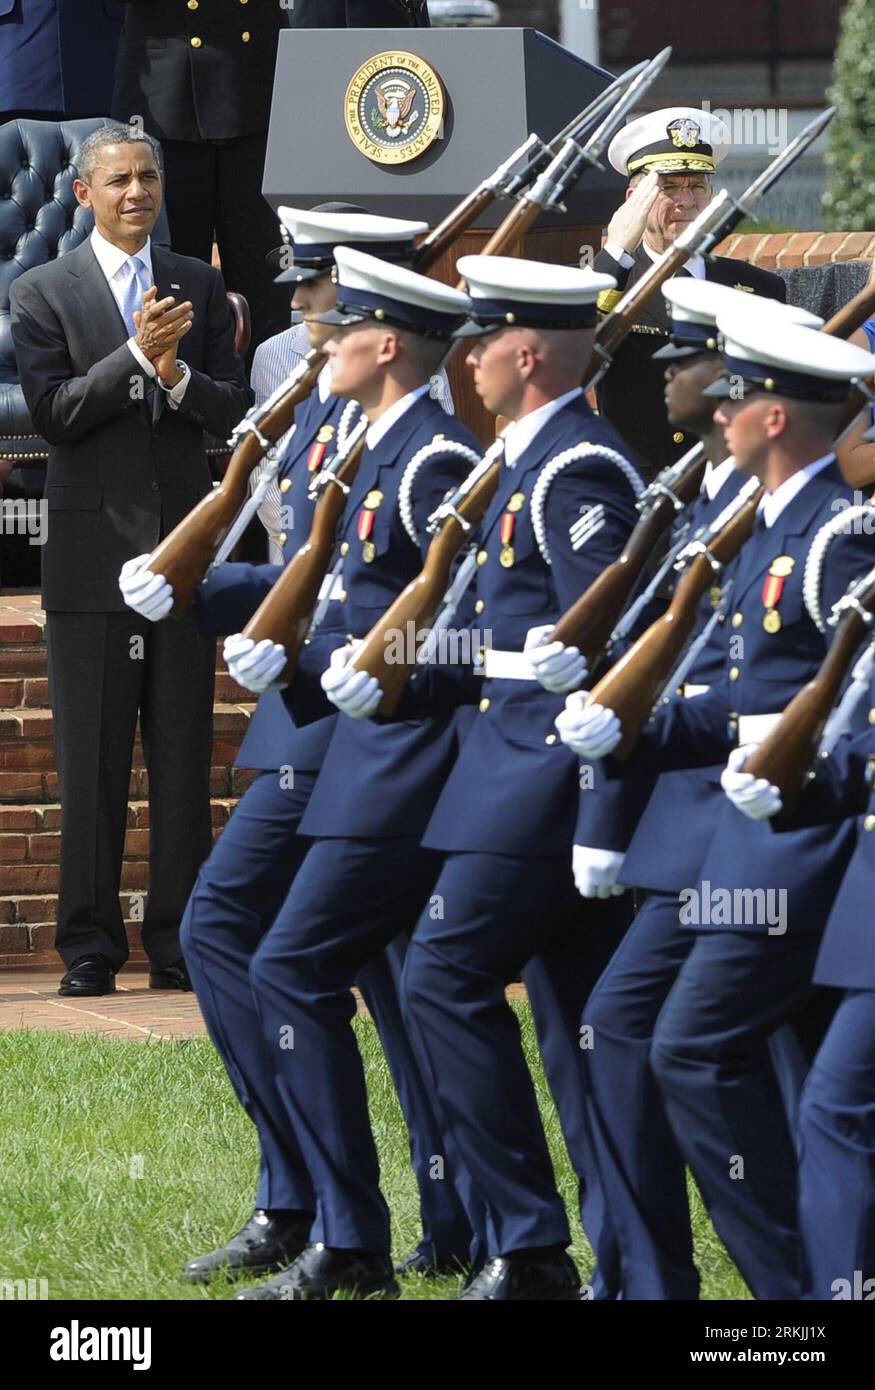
[0,668,250,709]
[0,764,259,805]
[0,895,150,967]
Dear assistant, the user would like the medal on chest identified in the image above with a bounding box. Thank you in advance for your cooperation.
[761,555,795,633]
[499,494,525,568]
[306,423,335,474]
[357,489,383,563]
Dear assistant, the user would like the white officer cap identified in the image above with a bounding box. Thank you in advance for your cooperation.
[608,107,730,178]
[705,306,875,403]
[454,254,616,337]
[312,245,470,339]
[654,279,824,361]
[273,205,428,284]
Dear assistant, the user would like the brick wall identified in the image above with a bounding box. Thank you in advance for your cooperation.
[716,230,875,269]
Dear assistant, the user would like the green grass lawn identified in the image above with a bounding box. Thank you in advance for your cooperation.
[0,1008,749,1301]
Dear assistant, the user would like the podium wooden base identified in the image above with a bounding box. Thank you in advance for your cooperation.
[427,224,603,444]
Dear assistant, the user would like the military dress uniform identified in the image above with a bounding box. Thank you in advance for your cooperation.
[121,214,474,1279]
[233,252,484,1295]
[576,281,825,1300]
[378,256,644,1295]
[593,106,786,480]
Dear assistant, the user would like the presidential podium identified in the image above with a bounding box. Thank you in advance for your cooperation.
[263,27,625,440]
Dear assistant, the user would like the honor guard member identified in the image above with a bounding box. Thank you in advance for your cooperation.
[223,248,483,1300]
[594,107,786,482]
[722,549,875,1299]
[388,255,644,1301]
[540,281,825,1299]
[558,308,875,1299]
[119,213,475,1287]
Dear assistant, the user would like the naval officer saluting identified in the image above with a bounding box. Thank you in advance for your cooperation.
[593,107,785,481]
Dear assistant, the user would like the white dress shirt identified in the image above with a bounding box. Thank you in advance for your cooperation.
[365,383,431,450]
[90,227,191,406]
[504,387,583,468]
[603,237,706,280]
[758,454,835,528]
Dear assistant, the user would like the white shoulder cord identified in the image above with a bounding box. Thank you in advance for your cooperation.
[529,444,644,566]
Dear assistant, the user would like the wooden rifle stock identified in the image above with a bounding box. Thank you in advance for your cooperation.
[587,484,764,758]
[242,435,367,681]
[146,349,326,614]
[550,449,707,665]
[744,576,875,806]
[350,442,507,714]
[412,185,496,274]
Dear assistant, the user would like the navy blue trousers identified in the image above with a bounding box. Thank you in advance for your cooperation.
[651,929,823,1300]
[248,835,479,1257]
[182,779,472,1260]
[798,989,875,1300]
[402,850,631,1260]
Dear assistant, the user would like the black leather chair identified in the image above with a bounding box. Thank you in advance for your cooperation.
[0,116,250,587]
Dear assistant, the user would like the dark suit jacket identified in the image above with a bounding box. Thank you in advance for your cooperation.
[10,237,251,611]
[593,243,786,480]
[290,1,429,24]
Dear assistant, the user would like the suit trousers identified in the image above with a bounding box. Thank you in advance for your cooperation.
[182,780,474,1261]
[248,835,480,1258]
[46,609,214,971]
[402,851,631,1261]
[651,929,824,1300]
[798,989,875,1300]
[160,133,289,358]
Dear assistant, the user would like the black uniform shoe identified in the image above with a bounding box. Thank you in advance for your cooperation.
[58,955,116,997]
[458,1251,581,1301]
[183,1210,313,1284]
[149,959,193,991]
[234,1242,400,1300]
[394,1248,468,1278]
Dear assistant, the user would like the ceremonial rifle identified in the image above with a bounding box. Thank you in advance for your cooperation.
[743,565,875,807]
[138,72,649,619]
[585,477,764,758]
[342,49,673,711]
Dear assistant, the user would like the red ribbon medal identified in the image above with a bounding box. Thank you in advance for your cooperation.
[357,509,375,541]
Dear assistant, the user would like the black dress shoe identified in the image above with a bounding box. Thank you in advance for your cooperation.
[394,1248,468,1278]
[183,1209,313,1284]
[458,1251,581,1301]
[234,1242,400,1300]
[149,959,192,991]
[58,955,116,997]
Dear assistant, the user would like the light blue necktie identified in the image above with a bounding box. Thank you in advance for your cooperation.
[119,255,149,338]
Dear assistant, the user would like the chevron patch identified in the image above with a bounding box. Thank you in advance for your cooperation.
[570,504,605,551]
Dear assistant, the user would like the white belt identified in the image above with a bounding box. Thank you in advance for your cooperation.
[317,572,345,602]
[737,713,783,747]
[482,647,536,681]
[681,683,710,699]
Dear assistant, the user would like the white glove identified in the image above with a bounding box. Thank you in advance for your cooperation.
[224,634,288,693]
[573,846,627,899]
[555,693,622,759]
[320,643,383,719]
[720,744,783,820]
[524,624,588,694]
[118,554,173,622]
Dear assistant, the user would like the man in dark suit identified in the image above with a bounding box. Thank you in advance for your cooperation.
[110,0,428,357]
[593,107,786,482]
[10,122,251,997]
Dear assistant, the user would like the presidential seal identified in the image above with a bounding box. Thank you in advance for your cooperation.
[344,51,445,166]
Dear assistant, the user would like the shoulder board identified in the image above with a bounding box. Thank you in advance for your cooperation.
[530,443,643,566]
[803,504,875,632]
[399,436,482,546]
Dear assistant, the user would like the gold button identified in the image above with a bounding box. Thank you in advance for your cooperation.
[479,698,490,714]
[242,31,251,42]
[279,478,292,493]
[869,708,875,725]
[340,541,350,556]
[865,814,875,832]
[338,589,347,603]
[729,666,740,682]
[278,532,288,546]
[476,549,488,566]
[673,431,684,444]
[545,733,557,746]
[190,36,202,48]
[731,612,743,629]
[187,0,198,8]
[474,599,485,615]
